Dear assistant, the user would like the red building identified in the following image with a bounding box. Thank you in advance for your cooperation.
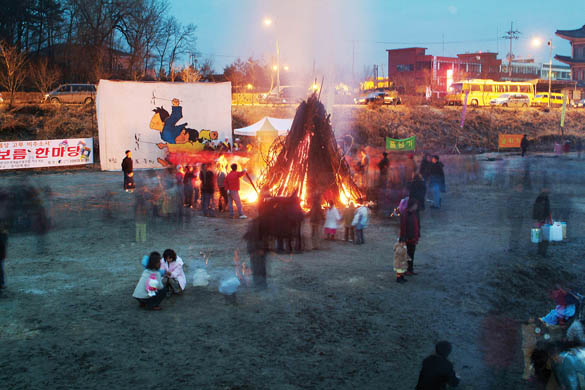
[555,25,585,87]
[386,47,543,94]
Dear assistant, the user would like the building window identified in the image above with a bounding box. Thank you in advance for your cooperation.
[397,64,414,72]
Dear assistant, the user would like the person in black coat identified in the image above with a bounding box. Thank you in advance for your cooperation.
[419,153,433,184]
[520,134,529,157]
[408,173,427,211]
[121,150,135,192]
[429,156,445,209]
[183,166,195,208]
[416,341,460,390]
[378,152,390,188]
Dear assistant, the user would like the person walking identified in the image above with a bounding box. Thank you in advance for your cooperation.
[121,150,135,192]
[183,165,195,208]
[400,197,420,275]
[378,152,390,188]
[520,134,529,157]
[352,200,369,245]
[342,202,356,242]
[429,155,445,209]
[416,341,460,390]
[216,163,228,212]
[200,164,215,216]
[225,163,247,219]
[309,193,325,249]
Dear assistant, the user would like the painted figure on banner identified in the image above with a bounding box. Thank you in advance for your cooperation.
[148,97,219,167]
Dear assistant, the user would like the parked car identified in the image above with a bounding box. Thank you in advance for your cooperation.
[43,84,97,104]
[532,92,564,107]
[354,90,401,105]
[571,98,585,108]
[489,93,530,108]
[259,86,304,104]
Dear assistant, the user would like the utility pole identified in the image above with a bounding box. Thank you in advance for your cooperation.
[502,22,520,78]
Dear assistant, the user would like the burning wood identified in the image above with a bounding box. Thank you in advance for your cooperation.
[258,94,362,208]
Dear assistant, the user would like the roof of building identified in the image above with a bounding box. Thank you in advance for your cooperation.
[555,55,585,65]
[556,25,585,39]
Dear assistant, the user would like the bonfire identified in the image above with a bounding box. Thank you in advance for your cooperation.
[258,93,362,208]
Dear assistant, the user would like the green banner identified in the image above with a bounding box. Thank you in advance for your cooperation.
[561,94,567,128]
[386,136,416,151]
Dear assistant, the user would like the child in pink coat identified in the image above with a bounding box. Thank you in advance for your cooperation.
[162,249,186,294]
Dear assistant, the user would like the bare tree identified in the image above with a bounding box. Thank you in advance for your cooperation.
[0,41,28,106]
[199,57,215,80]
[180,65,201,83]
[30,57,62,98]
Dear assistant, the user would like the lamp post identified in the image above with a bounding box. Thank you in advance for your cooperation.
[263,18,280,96]
[547,39,553,109]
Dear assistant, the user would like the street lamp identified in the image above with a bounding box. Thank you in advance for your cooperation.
[263,18,280,96]
[532,37,554,108]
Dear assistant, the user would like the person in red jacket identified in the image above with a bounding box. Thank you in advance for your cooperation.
[400,197,420,275]
[225,163,247,219]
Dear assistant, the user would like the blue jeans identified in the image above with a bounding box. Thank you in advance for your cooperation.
[228,190,243,217]
[431,183,441,208]
[202,192,213,216]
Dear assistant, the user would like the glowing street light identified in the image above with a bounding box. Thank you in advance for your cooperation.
[246,83,253,90]
[262,18,280,95]
[531,37,542,48]
[283,65,289,71]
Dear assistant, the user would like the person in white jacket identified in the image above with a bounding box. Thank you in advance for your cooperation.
[162,249,186,294]
[352,200,369,245]
[324,200,342,240]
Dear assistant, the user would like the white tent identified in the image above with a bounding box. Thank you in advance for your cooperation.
[233,116,293,137]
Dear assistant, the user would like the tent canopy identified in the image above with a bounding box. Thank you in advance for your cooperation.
[234,116,293,137]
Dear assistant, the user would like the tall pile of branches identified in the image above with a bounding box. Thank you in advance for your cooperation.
[258,93,362,206]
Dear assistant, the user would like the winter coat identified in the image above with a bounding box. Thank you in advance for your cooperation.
[409,178,427,210]
[225,171,245,191]
[416,354,460,390]
[420,158,432,179]
[132,269,163,299]
[400,210,420,245]
[393,242,408,273]
[352,206,369,229]
[167,256,186,290]
[429,162,446,192]
[324,207,341,229]
[309,202,325,224]
[201,170,215,194]
[183,170,195,186]
[342,204,356,227]
[121,156,133,176]
[521,136,529,151]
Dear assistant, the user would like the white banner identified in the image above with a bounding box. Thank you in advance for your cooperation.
[0,138,93,170]
[96,80,232,171]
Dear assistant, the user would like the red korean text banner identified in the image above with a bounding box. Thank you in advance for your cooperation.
[0,138,93,170]
[498,134,523,149]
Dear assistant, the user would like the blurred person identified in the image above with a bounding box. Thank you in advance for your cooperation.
[183,165,195,208]
[220,137,231,152]
[225,163,247,219]
[309,193,325,249]
[576,138,583,159]
[200,163,216,217]
[419,153,433,187]
[404,153,417,185]
[416,341,460,390]
[134,193,148,243]
[521,134,529,157]
[359,149,370,188]
[342,202,356,242]
[533,188,551,257]
[162,249,186,295]
[393,240,409,283]
[400,197,420,275]
[133,251,168,310]
[429,155,445,209]
[324,200,341,240]
[216,163,228,212]
[352,199,369,245]
[408,173,427,213]
[121,150,135,192]
[377,152,389,188]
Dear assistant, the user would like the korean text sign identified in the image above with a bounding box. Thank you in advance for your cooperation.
[498,134,523,149]
[386,136,416,151]
[0,138,93,170]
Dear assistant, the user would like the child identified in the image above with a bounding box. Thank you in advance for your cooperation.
[393,241,409,283]
[162,249,186,294]
[133,251,167,310]
[342,202,356,242]
[324,200,341,240]
[352,200,369,245]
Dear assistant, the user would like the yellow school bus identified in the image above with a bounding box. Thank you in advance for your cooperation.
[446,79,534,107]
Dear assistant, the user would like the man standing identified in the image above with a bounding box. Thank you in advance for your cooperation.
[216,163,228,212]
[416,341,460,390]
[183,166,195,208]
[121,150,135,192]
[429,155,445,209]
[225,163,247,219]
[520,134,529,157]
[378,152,389,188]
[200,164,215,217]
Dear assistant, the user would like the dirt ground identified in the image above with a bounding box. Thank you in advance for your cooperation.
[1,152,585,390]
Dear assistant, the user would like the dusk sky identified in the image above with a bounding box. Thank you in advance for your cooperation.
[171,0,585,78]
